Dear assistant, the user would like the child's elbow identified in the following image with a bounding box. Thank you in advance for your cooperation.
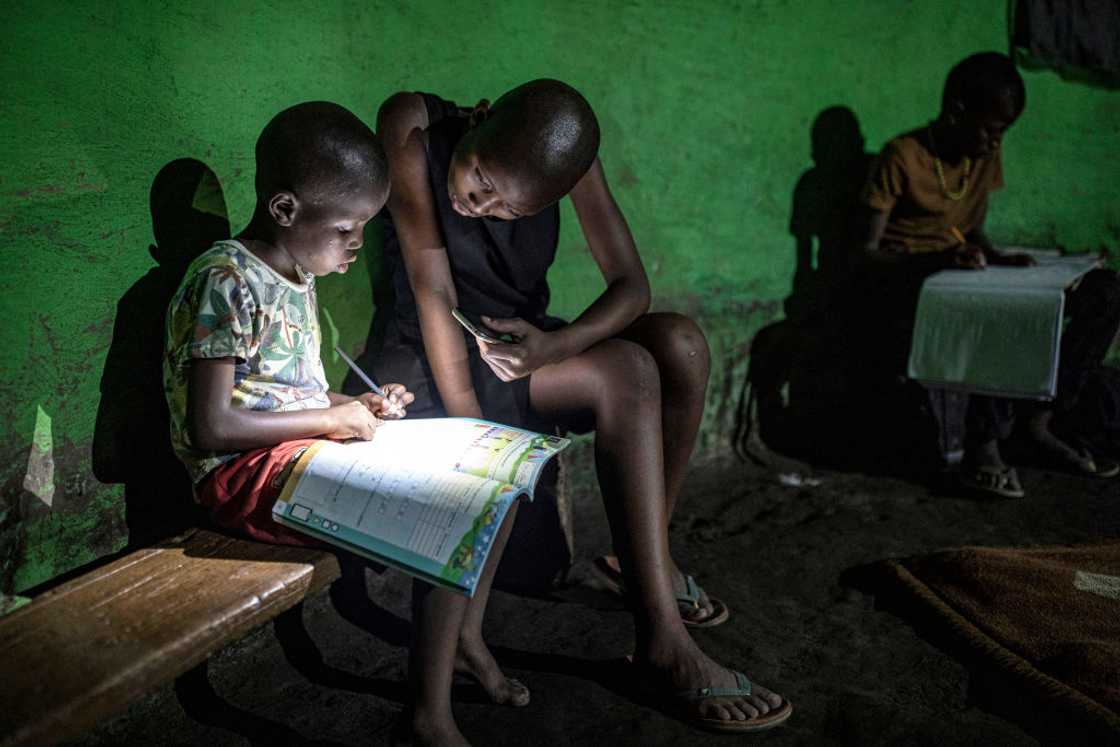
[635,288,651,317]
[189,424,220,452]
[188,412,228,452]
[629,277,651,316]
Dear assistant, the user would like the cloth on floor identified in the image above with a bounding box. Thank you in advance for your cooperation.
[879,542,1120,735]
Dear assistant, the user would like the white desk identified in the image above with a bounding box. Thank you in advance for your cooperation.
[908,250,1101,400]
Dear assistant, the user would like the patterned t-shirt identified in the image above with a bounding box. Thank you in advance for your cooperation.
[164,239,331,483]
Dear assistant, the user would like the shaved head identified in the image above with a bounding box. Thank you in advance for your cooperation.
[255,101,388,205]
[943,52,1025,119]
[467,79,600,208]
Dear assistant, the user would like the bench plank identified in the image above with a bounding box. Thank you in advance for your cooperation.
[0,529,339,746]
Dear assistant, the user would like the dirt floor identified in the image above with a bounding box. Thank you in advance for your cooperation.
[80,439,1118,746]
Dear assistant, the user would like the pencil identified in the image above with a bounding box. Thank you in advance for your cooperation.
[334,346,385,396]
[334,346,406,418]
[950,226,967,246]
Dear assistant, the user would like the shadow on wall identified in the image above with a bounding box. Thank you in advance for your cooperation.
[735,107,940,476]
[785,106,872,325]
[92,159,230,548]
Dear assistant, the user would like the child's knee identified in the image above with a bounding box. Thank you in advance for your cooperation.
[594,339,661,407]
[659,313,711,374]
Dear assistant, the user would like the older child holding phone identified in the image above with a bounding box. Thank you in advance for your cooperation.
[355,80,790,733]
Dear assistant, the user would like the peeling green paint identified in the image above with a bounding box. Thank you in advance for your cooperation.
[23,405,55,506]
[0,593,31,617]
[2,1,1118,593]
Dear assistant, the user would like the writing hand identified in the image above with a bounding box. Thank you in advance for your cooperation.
[477,316,556,382]
[325,401,381,441]
[953,244,987,270]
[357,385,414,419]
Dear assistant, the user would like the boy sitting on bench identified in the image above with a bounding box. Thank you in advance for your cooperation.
[164,101,524,746]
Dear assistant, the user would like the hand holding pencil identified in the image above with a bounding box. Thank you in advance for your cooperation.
[335,346,413,419]
[949,226,987,269]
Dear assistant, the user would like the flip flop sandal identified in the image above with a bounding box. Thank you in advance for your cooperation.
[592,556,731,628]
[958,465,1025,499]
[674,670,794,733]
[676,573,730,628]
[1061,448,1120,478]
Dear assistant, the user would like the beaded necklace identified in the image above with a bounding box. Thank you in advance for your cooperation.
[927,124,971,201]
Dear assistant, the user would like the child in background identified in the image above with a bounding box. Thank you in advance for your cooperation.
[164,102,523,747]
[856,52,1120,497]
[363,79,791,733]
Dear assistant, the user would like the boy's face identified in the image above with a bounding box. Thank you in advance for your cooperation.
[954,95,1020,159]
[447,136,546,221]
[281,184,386,277]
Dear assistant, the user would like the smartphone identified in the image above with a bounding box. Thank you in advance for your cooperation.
[451,308,516,344]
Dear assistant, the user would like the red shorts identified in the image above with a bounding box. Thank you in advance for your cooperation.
[195,439,325,547]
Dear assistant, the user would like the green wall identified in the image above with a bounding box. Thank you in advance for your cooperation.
[2,0,1118,594]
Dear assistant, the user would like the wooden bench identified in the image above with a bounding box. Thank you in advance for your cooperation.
[0,528,339,746]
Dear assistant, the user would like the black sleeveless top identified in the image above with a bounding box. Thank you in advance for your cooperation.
[347,93,564,427]
[382,94,561,339]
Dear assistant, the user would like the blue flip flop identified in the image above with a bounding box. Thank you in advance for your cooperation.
[593,555,730,628]
[676,573,730,628]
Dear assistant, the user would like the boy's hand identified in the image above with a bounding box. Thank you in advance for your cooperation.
[952,245,987,269]
[325,401,381,441]
[356,384,414,419]
[477,316,558,382]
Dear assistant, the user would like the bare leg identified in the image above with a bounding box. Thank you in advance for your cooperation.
[530,339,783,723]
[617,313,718,618]
[455,501,530,706]
[968,438,1007,470]
[409,505,521,746]
[409,582,470,747]
[1025,269,1120,470]
[1025,407,1085,462]
[619,313,711,518]
[964,395,1014,470]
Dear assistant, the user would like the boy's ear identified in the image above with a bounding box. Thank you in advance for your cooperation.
[946,98,966,125]
[267,191,298,227]
[468,99,491,129]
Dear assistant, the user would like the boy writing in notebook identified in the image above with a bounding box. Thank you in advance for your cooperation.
[164,102,525,746]
[856,52,1120,497]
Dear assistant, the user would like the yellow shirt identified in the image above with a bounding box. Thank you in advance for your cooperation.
[861,128,1004,254]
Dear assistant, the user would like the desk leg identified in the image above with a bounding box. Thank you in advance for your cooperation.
[925,387,967,466]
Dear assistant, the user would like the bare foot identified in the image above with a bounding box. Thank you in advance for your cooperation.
[455,635,530,707]
[638,636,787,726]
[1026,410,1087,464]
[965,438,1007,471]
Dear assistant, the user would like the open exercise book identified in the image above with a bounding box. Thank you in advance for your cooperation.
[272,418,570,596]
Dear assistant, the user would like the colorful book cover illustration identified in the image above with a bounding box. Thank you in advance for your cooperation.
[272,418,570,595]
